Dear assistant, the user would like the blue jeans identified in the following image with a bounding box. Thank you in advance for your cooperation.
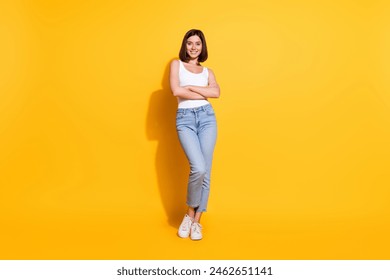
[176,104,217,212]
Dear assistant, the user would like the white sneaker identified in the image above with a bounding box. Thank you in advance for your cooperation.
[190,222,203,240]
[178,214,193,238]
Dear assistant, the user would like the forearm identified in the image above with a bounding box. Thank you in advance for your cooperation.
[187,85,220,98]
[172,87,207,100]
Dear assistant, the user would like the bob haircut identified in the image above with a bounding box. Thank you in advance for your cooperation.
[179,29,208,63]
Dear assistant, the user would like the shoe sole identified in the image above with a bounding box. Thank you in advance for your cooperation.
[177,232,190,238]
[190,236,202,241]
[190,238,202,241]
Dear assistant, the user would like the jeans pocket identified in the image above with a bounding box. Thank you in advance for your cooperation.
[206,107,215,116]
[176,112,184,119]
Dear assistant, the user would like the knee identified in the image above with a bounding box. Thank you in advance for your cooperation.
[191,166,207,178]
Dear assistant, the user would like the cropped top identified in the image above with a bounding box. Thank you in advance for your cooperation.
[178,60,210,109]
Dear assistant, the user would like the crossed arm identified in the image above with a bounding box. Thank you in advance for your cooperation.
[169,60,220,100]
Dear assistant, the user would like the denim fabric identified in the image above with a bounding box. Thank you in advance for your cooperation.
[176,104,217,212]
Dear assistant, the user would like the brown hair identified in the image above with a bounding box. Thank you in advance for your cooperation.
[179,29,208,64]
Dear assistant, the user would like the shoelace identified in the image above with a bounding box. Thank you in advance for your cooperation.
[181,216,193,231]
[192,223,202,234]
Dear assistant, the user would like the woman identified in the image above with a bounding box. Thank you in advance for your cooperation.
[169,29,220,240]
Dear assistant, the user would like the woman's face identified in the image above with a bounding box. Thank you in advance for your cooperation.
[186,35,202,60]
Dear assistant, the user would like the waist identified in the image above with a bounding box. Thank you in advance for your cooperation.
[177,103,213,113]
[177,99,209,109]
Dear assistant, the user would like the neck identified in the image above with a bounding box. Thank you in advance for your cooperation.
[187,58,200,65]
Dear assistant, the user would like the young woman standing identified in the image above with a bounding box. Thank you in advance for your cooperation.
[169,29,220,240]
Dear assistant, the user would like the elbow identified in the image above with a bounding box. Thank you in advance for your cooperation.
[214,88,220,98]
[172,89,180,97]
[207,85,220,98]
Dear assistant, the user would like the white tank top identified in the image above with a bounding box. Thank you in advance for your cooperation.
[178,60,210,108]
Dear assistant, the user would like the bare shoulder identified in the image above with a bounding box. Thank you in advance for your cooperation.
[207,67,217,76]
[170,59,180,68]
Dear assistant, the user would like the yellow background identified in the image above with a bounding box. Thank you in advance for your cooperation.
[1,0,390,259]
